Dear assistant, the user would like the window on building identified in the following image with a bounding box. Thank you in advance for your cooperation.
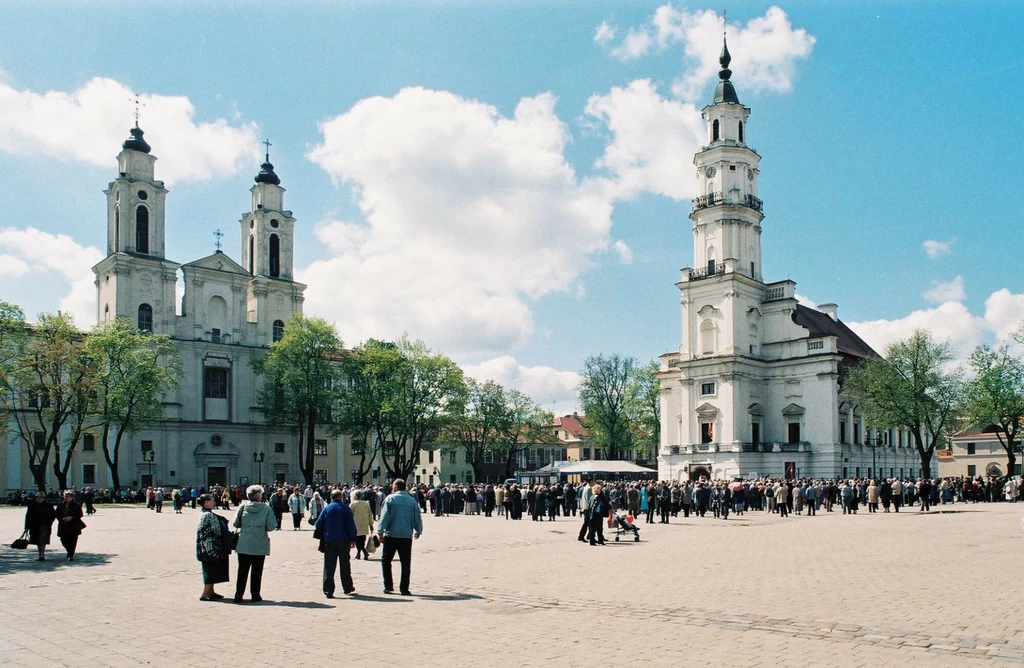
[853,422,860,445]
[966,443,976,455]
[204,367,229,399]
[272,319,285,342]
[137,303,153,332]
[707,258,716,275]
[483,452,493,464]
[314,439,327,456]
[136,206,149,254]
[712,119,720,141]
[275,472,286,484]
[269,234,280,277]
[594,450,602,460]
[787,422,801,444]
[274,442,285,454]
[700,422,714,444]
[314,469,328,484]
[82,464,96,485]
[839,421,846,444]
[33,432,45,452]
[701,382,716,395]
[751,423,760,445]
[449,451,456,464]
[967,464,976,477]
[583,448,591,459]
[140,440,153,453]
[738,121,744,143]
[248,235,255,274]
[466,473,473,483]
[210,328,221,344]
[83,434,95,452]
[428,450,434,463]
[449,474,457,483]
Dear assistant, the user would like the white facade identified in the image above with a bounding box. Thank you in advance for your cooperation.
[2,126,357,492]
[657,42,920,482]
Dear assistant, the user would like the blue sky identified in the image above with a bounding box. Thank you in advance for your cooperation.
[1,2,1022,412]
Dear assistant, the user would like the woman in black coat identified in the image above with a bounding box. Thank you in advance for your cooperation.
[55,491,85,561]
[24,492,56,561]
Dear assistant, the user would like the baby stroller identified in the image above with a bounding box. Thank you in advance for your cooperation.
[612,510,641,542]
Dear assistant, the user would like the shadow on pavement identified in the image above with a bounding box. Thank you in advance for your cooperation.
[244,600,334,609]
[347,594,412,603]
[410,593,484,602]
[0,549,114,574]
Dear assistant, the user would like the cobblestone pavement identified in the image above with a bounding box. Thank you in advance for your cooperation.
[1,500,1022,666]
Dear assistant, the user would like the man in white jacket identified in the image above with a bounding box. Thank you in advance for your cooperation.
[576,483,594,543]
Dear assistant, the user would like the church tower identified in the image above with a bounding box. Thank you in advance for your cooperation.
[691,37,764,281]
[93,125,179,333]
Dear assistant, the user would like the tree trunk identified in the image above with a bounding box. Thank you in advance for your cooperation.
[301,409,315,485]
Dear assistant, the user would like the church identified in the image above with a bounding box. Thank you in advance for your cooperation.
[4,125,352,492]
[657,40,920,482]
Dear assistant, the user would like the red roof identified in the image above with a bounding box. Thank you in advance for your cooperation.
[552,414,589,439]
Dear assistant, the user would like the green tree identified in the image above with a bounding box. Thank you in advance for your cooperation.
[845,329,963,479]
[336,339,400,483]
[2,312,94,491]
[0,301,27,442]
[493,389,551,479]
[442,378,504,483]
[87,318,180,492]
[964,344,1024,476]
[579,354,637,461]
[626,360,661,463]
[254,314,345,486]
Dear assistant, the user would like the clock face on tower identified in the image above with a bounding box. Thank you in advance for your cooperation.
[705,166,716,178]
[747,168,754,181]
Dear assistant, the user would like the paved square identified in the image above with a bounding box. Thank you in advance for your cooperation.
[1,501,1022,666]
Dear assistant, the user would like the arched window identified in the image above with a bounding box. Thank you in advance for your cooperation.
[700,320,715,355]
[706,246,716,275]
[738,121,744,143]
[248,234,255,274]
[269,234,280,277]
[114,207,120,250]
[138,303,153,332]
[712,119,720,142]
[136,205,149,254]
[272,319,285,342]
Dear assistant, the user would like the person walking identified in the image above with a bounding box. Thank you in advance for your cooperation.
[196,493,231,601]
[351,490,374,560]
[232,485,277,603]
[315,489,358,598]
[308,491,326,525]
[577,482,595,542]
[867,480,880,513]
[267,488,286,530]
[24,491,56,561]
[287,487,306,530]
[588,484,609,546]
[56,490,85,560]
[376,479,423,596]
[775,483,789,518]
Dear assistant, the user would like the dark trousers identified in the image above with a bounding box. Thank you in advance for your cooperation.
[807,501,816,516]
[589,512,605,544]
[381,537,412,593]
[778,503,789,517]
[322,541,354,595]
[155,500,162,513]
[291,512,302,529]
[893,498,901,512]
[235,554,266,598]
[660,504,670,523]
[578,513,591,540]
[645,505,655,524]
[60,534,79,558]
[355,535,368,559]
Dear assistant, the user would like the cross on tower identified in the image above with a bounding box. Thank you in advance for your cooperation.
[721,9,727,32]
[263,139,272,162]
[129,94,145,127]
[214,228,224,252]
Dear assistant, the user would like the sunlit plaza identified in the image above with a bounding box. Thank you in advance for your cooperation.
[2,502,1021,666]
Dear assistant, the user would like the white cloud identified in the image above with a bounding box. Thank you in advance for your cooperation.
[613,239,634,264]
[848,301,988,360]
[610,28,653,61]
[599,6,816,102]
[584,79,704,201]
[594,21,616,45]
[462,356,581,415]
[0,254,30,277]
[0,227,103,326]
[304,87,614,357]
[983,289,1024,343]
[922,236,956,259]
[922,275,965,304]
[0,76,260,184]
[794,293,815,308]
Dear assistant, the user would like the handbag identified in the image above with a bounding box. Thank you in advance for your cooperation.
[11,531,29,550]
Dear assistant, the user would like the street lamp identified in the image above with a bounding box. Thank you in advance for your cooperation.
[869,433,884,479]
[142,449,155,484]
[253,451,265,486]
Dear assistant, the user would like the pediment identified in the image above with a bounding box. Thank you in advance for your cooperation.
[748,402,764,417]
[182,252,249,275]
[194,440,241,457]
[695,402,719,418]
[781,403,806,416]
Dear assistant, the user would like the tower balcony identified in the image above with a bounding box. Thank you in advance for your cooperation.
[692,191,764,213]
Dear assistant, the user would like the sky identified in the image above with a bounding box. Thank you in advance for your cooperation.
[1,1,1022,414]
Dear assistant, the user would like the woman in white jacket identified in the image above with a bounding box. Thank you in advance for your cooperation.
[307,491,325,525]
[287,488,306,531]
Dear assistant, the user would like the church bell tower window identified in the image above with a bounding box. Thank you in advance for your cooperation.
[712,119,720,142]
[269,234,280,278]
[137,303,153,332]
[738,121,743,143]
[136,205,149,254]
[272,319,285,342]
[249,234,255,274]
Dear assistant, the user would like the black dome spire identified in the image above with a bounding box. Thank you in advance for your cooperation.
[122,125,151,154]
[254,139,281,185]
[713,34,740,104]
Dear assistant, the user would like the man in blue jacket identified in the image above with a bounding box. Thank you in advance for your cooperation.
[376,479,423,595]
[314,489,358,597]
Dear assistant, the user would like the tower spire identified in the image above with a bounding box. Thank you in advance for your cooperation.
[254,138,281,186]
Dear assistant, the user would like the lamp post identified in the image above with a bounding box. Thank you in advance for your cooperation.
[870,434,884,480]
[142,449,155,485]
[253,451,265,487]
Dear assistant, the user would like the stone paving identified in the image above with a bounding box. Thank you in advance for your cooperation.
[1,500,1022,666]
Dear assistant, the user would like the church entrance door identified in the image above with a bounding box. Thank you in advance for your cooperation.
[689,466,710,481]
[208,466,227,488]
